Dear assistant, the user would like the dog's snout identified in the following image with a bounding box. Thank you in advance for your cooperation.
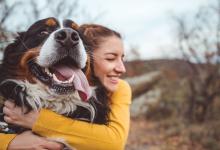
[71,32,79,41]
[54,28,79,47]
[55,30,67,41]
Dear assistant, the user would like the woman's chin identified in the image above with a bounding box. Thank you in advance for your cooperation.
[105,81,119,92]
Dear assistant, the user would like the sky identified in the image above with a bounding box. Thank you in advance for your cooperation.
[78,0,210,60]
[6,0,211,60]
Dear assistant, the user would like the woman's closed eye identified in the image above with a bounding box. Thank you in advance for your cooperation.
[106,57,116,61]
[105,53,117,61]
[105,55,125,62]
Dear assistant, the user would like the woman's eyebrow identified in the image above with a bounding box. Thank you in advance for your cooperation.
[104,53,117,56]
[104,53,125,57]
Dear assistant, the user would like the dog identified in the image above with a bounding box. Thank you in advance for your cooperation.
[0,17,110,135]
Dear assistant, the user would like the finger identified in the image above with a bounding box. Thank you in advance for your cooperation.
[22,130,33,135]
[3,106,22,119]
[4,100,15,109]
[4,115,13,123]
[38,148,48,150]
[44,141,64,150]
[3,107,12,116]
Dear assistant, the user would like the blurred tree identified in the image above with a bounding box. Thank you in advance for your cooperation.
[0,0,100,51]
[0,0,21,50]
[129,45,141,60]
[173,0,220,122]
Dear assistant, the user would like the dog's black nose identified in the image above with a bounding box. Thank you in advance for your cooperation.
[54,28,79,47]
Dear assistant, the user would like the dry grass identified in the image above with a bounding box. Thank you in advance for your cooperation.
[126,117,220,150]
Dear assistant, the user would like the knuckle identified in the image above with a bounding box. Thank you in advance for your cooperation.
[57,144,63,149]
[4,101,9,106]
[10,116,17,121]
[2,107,6,113]
[4,116,11,123]
[33,144,42,149]
[33,146,39,150]
[4,100,14,107]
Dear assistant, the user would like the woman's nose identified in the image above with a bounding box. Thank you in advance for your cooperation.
[115,60,126,73]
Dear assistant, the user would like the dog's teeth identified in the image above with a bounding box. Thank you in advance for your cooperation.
[45,68,49,73]
[67,74,74,83]
[45,68,52,77]
[62,80,69,84]
[52,73,74,84]
[53,74,62,83]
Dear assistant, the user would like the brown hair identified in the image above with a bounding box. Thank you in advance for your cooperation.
[78,24,121,124]
[79,24,122,84]
[78,24,121,51]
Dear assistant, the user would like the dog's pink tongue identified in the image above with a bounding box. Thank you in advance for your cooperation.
[54,65,74,80]
[72,69,92,101]
[53,65,91,101]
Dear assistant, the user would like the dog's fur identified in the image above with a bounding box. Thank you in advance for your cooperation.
[0,17,110,134]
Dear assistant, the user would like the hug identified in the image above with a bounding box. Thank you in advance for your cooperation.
[0,17,131,150]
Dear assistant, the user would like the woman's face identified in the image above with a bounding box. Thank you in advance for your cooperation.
[93,36,126,92]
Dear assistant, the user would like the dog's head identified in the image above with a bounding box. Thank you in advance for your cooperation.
[1,17,91,101]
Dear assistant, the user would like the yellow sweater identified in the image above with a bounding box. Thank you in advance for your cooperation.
[0,80,131,150]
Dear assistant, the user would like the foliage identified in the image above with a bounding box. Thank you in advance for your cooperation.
[172,0,220,122]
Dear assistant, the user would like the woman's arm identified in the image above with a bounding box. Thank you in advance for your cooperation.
[0,133,16,150]
[3,80,131,150]
[0,131,64,150]
[33,80,131,150]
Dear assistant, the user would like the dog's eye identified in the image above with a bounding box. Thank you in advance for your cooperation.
[39,30,49,36]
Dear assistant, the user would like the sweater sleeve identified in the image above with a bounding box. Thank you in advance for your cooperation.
[32,80,132,150]
[0,134,16,150]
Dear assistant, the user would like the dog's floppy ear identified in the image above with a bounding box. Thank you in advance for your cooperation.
[14,31,26,43]
[17,32,26,40]
[4,31,25,50]
[2,31,26,66]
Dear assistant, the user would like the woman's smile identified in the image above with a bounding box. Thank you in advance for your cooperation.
[93,36,126,92]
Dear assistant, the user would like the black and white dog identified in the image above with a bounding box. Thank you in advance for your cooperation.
[0,17,109,134]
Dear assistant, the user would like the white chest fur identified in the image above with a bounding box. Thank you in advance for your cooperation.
[2,79,95,121]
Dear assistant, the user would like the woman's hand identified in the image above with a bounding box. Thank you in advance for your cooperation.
[3,100,39,129]
[8,130,64,150]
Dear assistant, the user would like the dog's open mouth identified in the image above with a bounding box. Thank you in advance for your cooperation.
[28,57,91,101]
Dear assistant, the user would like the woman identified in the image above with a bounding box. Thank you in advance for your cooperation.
[1,24,131,150]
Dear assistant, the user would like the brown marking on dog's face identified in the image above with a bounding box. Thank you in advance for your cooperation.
[71,22,79,30]
[63,19,79,31]
[19,47,40,83]
[45,18,57,27]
